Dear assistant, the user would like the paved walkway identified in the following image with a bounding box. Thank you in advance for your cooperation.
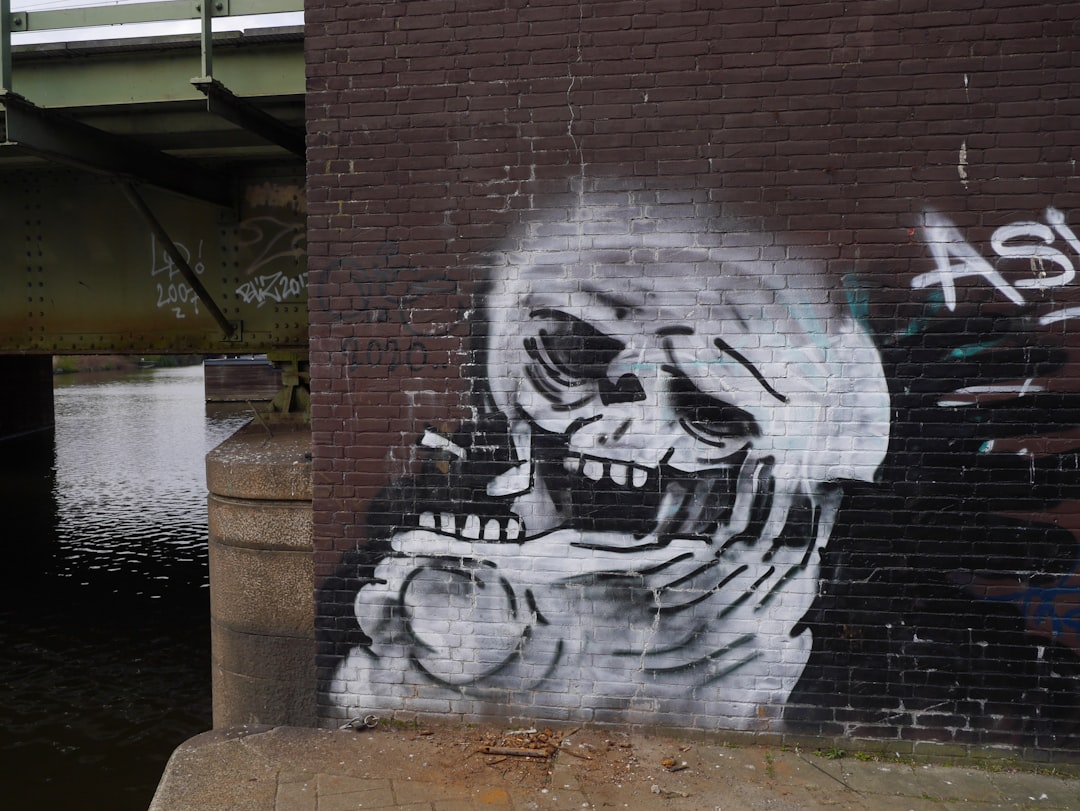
[149,722,1080,811]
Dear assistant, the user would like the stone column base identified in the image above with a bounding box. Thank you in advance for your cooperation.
[206,422,313,727]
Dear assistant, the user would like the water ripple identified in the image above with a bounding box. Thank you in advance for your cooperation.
[0,364,252,810]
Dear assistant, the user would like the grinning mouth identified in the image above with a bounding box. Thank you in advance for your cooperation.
[547,450,745,539]
[400,417,749,546]
[563,454,654,489]
[416,509,524,542]
[404,449,743,545]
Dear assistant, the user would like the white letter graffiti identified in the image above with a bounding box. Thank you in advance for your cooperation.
[913,208,1080,322]
[991,220,1074,289]
[235,271,309,307]
[913,211,1023,310]
[148,234,203,319]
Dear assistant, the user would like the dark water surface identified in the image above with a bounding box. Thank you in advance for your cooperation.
[0,366,251,811]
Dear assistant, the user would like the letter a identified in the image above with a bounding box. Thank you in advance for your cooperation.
[912,211,1024,311]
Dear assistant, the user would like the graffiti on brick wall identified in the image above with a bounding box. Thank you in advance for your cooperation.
[783,206,1080,741]
[323,193,892,727]
[319,198,1080,739]
[910,208,1080,656]
[915,208,1080,318]
[322,245,468,373]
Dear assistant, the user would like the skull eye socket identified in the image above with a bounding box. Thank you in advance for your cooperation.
[524,309,625,409]
[667,369,762,449]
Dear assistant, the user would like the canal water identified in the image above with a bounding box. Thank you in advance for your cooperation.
[0,365,252,811]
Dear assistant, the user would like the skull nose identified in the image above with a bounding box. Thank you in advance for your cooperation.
[599,373,647,406]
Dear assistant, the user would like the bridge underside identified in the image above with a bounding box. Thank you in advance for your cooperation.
[1,21,307,356]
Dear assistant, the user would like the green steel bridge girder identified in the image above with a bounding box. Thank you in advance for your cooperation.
[1,169,308,355]
[0,4,308,357]
[8,38,303,111]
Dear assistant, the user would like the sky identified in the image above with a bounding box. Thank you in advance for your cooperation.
[10,1,303,45]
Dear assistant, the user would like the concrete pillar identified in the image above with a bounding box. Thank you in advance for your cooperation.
[0,355,53,440]
[206,421,314,727]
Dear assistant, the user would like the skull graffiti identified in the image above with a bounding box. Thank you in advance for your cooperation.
[328,191,891,729]
[485,196,889,544]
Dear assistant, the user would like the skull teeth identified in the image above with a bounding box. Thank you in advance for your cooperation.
[418,511,522,542]
[563,455,651,489]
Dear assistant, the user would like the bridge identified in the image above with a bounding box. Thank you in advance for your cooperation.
[0,0,308,435]
[0,2,316,727]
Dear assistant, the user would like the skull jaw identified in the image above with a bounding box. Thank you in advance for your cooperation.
[333,528,825,729]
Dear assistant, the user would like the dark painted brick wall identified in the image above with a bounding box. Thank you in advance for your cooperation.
[307,0,1080,753]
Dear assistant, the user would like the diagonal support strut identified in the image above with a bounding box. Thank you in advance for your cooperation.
[121,182,237,340]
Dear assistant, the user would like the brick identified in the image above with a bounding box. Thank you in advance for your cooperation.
[304,0,1080,756]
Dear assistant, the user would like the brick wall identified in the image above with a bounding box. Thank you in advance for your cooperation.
[307,0,1080,754]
